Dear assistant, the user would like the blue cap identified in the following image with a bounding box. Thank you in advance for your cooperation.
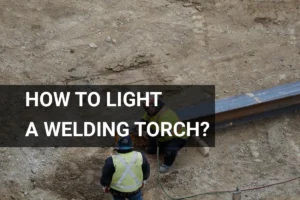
[116,135,133,150]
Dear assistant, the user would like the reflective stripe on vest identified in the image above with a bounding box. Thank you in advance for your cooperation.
[111,152,142,191]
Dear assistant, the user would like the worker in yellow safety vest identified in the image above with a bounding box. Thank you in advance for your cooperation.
[135,96,188,173]
[100,135,150,200]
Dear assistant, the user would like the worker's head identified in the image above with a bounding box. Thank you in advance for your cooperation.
[116,135,133,150]
[142,96,165,116]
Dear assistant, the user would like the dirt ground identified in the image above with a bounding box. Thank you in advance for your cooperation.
[0,0,300,199]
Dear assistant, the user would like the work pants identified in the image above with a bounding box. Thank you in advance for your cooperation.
[112,191,143,200]
[146,137,187,166]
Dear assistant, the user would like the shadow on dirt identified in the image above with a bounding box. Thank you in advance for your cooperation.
[35,148,108,200]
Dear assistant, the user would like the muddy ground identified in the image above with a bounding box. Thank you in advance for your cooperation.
[0,0,299,199]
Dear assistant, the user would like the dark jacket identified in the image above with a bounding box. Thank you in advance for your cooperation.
[100,150,150,187]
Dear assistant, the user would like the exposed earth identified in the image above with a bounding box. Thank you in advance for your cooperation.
[0,0,299,199]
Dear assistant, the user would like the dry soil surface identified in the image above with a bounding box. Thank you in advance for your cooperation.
[0,0,300,200]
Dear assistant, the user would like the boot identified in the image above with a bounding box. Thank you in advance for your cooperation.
[159,164,171,173]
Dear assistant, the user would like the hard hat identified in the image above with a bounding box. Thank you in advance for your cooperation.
[116,135,133,150]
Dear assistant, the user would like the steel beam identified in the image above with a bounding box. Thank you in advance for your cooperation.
[175,81,300,129]
[215,81,300,129]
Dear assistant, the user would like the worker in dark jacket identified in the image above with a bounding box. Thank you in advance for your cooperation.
[136,97,188,173]
[100,135,150,200]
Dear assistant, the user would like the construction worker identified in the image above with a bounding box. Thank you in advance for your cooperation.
[135,97,188,173]
[100,135,150,200]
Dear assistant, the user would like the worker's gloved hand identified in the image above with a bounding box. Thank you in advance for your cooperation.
[102,186,110,193]
[141,180,147,188]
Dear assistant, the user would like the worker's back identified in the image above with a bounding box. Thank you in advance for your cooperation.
[110,151,144,193]
[143,105,188,142]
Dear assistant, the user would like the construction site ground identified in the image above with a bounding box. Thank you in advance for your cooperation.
[0,0,300,199]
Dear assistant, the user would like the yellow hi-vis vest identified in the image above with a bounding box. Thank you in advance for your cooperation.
[110,151,143,193]
[142,106,188,142]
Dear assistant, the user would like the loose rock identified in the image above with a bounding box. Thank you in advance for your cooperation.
[106,36,111,42]
[89,43,97,48]
[195,6,204,12]
[183,3,193,7]
[31,167,38,174]
[279,74,286,80]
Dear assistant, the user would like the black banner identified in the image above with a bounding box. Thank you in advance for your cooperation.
[0,85,215,147]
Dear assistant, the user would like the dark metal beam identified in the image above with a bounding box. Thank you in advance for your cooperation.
[215,81,300,129]
[175,81,300,129]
